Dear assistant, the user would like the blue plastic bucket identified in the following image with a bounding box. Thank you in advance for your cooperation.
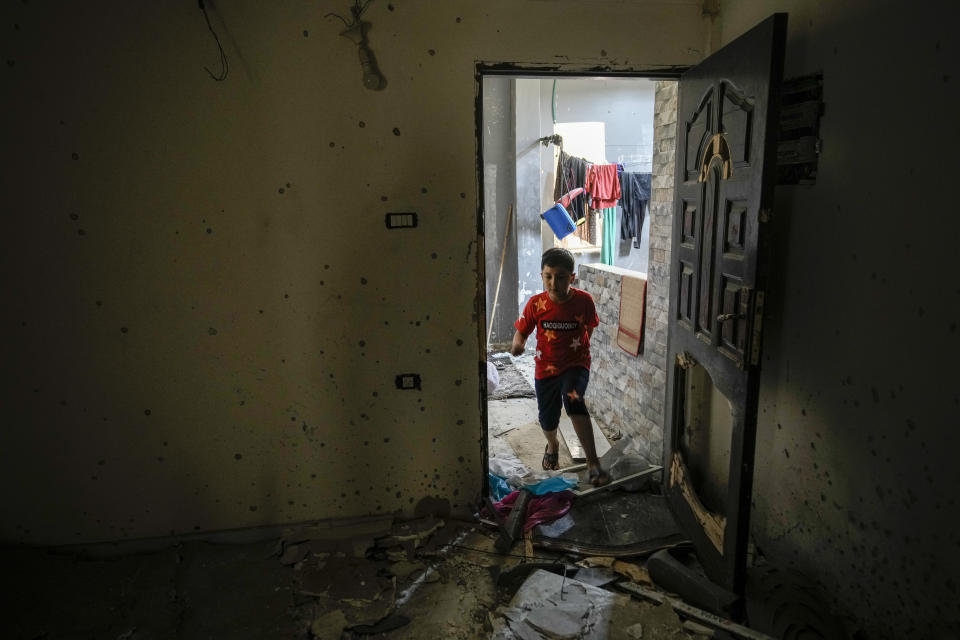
[541,203,576,239]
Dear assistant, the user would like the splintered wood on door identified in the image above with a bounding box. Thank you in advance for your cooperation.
[663,13,787,594]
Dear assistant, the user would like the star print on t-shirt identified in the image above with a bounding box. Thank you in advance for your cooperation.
[513,288,599,380]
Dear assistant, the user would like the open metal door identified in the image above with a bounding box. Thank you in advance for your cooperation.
[663,14,787,593]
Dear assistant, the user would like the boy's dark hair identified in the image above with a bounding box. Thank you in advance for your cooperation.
[541,247,575,273]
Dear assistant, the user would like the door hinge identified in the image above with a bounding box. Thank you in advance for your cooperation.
[749,290,766,366]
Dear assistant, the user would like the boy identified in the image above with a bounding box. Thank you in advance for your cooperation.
[511,248,610,486]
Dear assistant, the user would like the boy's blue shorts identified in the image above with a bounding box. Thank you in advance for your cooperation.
[534,366,590,432]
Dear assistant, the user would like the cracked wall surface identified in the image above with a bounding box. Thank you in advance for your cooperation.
[0,0,704,545]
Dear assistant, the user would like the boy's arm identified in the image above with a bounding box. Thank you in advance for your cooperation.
[510,330,527,356]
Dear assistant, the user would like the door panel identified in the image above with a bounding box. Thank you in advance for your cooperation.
[664,13,787,593]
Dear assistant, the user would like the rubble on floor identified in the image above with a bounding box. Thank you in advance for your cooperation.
[3,503,798,640]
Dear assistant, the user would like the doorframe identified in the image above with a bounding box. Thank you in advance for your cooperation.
[473,62,687,503]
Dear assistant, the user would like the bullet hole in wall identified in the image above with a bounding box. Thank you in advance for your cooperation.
[206,227,213,234]
[278,187,285,194]
[72,152,79,160]
[428,49,435,56]
[303,29,308,37]
[456,338,463,346]
[601,49,607,56]
[329,141,335,148]
[380,195,388,202]
[78,229,85,236]
[144,409,151,416]
[70,213,78,220]
[234,453,242,460]
[359,121,366,128]
[393,128,401,136]
[120,327,128,333]
[361,277,368,284]
[456,17,462,23]
[431,252,437,259]
[208,327,217,335]
[284,293,289,298]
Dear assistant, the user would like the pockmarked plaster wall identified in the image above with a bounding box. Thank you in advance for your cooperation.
[0,0,704,545]
[717,1,959,637]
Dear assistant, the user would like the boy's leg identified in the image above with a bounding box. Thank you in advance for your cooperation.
[560,368,609,484]
[534,375,563,470]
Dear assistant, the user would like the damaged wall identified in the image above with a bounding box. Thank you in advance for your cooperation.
[0,0,705,545]
[715,1,959,636]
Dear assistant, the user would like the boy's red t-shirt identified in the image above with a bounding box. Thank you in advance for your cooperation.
[514,288,599,379]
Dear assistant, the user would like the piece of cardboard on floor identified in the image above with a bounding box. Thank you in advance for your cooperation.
[558,413,611,461]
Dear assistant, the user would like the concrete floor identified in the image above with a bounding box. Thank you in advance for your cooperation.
[2,522,515,640]
[0,356,641,640]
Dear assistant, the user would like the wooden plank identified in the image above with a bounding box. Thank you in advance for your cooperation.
[618,582,777,640]
[573,466,662,497]
[558,415,611,462]
[496,489,532,552]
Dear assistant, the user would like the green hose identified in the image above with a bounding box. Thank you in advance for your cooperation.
[551,79,557,124]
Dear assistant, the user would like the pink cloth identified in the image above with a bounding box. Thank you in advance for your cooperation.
[584,164,621,209]
[557,187,585,209]
[492,490,576,532]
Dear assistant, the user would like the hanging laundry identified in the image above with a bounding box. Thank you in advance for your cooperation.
[619,172,651,249]
[553,151,589,223]
[584,164,622,210]
[600,207,617,266]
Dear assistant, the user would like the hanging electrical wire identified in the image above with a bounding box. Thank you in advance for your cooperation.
[198,0,228,82]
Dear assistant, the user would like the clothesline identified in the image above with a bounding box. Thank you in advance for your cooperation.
[553,148,652,264]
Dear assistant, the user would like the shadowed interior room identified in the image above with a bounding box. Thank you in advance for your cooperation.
[1,1,957,639]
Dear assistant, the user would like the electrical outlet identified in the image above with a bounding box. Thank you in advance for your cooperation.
[385,212,418,229]
[395,373,421,390]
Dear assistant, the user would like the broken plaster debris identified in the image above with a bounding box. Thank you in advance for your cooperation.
[491,568,688,640]
[619,582,777,640]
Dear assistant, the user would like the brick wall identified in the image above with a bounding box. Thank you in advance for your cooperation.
[577,81,677,464]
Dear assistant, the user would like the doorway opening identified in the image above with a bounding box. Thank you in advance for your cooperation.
[477,71,680,512]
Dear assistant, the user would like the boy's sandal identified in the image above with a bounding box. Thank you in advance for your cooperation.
[542,446,560,471]
[589,468,611,487]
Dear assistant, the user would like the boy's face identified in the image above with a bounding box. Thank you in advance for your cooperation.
[541,264,575,303]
